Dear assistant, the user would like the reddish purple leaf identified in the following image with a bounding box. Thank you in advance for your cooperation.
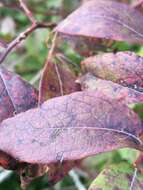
[77,73,143,105]
[0,66,38,122]
[81,52,143,92]
[55,0,143,44]
[39,60,79,104]
[0,91,142,170]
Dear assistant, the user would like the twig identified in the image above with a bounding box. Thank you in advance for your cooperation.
[0,22,56,64]
[69,170,87,190]
[129,168,138,190]
[38,32,58,105]
[19,0,36,23]
[45,32,58,64]
[0,0,56,64]
[54,62,64,96]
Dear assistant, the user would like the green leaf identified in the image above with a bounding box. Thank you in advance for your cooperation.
[89,162,143,190]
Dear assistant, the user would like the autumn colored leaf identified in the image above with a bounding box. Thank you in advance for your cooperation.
[0,66,38,122]
[81,51,143,92]
[0,91,142,171]
[39,59,79,104]
[77,73,143,105]
[89,162,143,190]
[55,0,143,45]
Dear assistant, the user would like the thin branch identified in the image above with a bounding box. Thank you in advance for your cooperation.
[0,22,56,64]
[0,0,56,64]
[38,32,58,105]
[54,62,64,96]
[45,32,58,63]
[19,0,36,23]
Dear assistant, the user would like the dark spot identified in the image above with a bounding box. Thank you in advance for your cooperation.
[49,84,57,92]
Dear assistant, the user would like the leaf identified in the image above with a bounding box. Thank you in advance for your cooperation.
[81,51,143,92]
[39,59,79,104]
[0,91,142,171]
[89,162,143,190]
[55,0,143,44]
[0,66,38,122]
[118,148,139,164]
[77,73,143,105]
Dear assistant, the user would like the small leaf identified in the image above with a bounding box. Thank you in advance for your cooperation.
[0,91,142,170]
[118,148,139,164]
[39,59,79,104]
[55,0,143,44]
[81,51,143,92]
[0,66,38,122]
[89,162,143,190]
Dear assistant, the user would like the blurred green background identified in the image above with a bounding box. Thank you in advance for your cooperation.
[0,0,143,190]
